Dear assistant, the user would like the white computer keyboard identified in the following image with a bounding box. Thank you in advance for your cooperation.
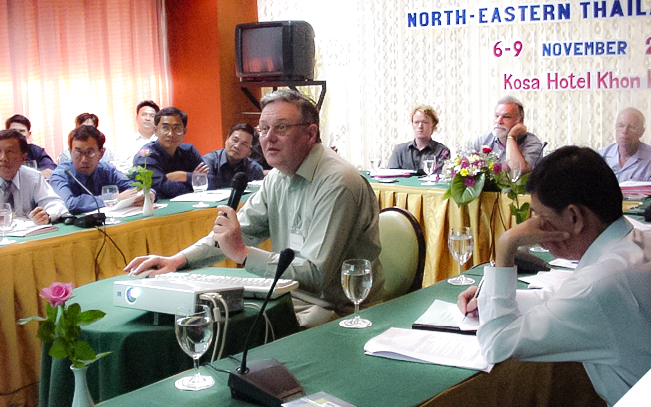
[154,273,299,299]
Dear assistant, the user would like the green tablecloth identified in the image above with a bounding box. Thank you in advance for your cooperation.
[39,267,299,407]
[95,268,493,407]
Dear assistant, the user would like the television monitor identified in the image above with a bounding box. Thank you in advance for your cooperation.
[235,21,315,82]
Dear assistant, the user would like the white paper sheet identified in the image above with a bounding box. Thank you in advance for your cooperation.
[413,299,478,331]
[170,189,234,202]
[364,327,493,372]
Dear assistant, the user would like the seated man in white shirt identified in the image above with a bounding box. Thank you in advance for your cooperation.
[458,146,651,407]
[599,107,651,182]
[0,129,68,224]
[115,100,160,172]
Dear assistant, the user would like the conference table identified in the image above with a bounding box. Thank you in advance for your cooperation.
[367,174,529,286]
[2,197,237,407]
[39,268,300,407]
[95,261,604,407]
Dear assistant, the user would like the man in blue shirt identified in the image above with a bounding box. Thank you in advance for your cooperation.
[5,114,57,180]
[135,107,208,199]
[203,123,264,189]
[51,125,144,214]
[599,107,651,182]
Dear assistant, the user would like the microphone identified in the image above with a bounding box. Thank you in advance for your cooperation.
[227,172,249,211]
[64,170,106,227]
[534,142,548,166]
[215,172,249,247]
[228,248,305,406]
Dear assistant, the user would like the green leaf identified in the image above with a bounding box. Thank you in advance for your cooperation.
[49,340,70,359]
[46,303,57,320]
[37,320,56,342]
[72,340,97,362]
[67,303,81,320]
[449,173,485,206]
[77,310,106,326]
[515,202,530,224]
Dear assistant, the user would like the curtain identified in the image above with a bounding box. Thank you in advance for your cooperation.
[257,0,651,170]
[0,0,170,159]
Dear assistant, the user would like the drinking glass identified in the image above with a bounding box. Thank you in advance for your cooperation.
[422,158,436,185]
[192,172,209,208]
[174,305,215,391]
[447,227,476,285]
[339,259,373,328]
[0,203,15,245]
[101,185,120,224]
[508,161,522,183]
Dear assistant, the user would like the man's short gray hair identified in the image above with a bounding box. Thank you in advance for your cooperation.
[496,95,524,120]
[260,89,321,142]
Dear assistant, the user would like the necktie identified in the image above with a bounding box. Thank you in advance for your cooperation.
[2,180,14,209]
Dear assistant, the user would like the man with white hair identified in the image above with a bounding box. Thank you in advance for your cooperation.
[599,107,651,182]
[466,96,544,173]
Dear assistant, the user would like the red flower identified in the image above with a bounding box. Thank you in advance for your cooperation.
[482,146,492,154]
[39,282,73,307]
[493,163,502,173]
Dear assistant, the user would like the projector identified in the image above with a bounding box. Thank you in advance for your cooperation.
[113,278,244,315]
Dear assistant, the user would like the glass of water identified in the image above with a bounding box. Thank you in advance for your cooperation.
[192,172,209,208]
[339,259,373,328]
[0,203,16,245]
[174,305,215,390]
[422,158,436,185]
[447,226,475,285]
[101,185,120,224]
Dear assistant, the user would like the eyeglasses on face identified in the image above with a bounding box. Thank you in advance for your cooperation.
[258,123,310,138]
[159,124,185,135]
[72,149,99,159]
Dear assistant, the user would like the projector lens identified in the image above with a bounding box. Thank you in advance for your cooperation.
[125,287,141,303]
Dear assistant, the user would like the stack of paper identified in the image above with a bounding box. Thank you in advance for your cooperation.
[364,327,493,372]
[6,218,57,237]
[170,189,234,203]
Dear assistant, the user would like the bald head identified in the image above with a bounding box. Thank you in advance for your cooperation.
[615,107,646,149]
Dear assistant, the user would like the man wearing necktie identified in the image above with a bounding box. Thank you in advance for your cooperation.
[0,129,67,224]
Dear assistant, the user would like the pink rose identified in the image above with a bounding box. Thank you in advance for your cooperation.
[493,162,502,173]
[482,146,492,154]
[139,148,151,158]
[40,282,73,307]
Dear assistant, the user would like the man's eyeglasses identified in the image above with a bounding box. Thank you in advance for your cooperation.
[159,125,185,135]
[72,150,99,159]
[258,123,310,138]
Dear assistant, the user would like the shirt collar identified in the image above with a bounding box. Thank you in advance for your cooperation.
[295,143,324,183]
[577,216,633,269]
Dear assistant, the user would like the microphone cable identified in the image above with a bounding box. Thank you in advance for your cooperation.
[91,224,128,279]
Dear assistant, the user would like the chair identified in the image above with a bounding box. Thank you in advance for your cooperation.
[378,207,426,300]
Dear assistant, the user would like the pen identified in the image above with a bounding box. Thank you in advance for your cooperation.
[464,277,484,317]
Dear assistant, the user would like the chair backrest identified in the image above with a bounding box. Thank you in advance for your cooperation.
[378,207,426,300]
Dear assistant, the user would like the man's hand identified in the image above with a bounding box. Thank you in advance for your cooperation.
[28,207,50,225]
[118,188,138,201]
[194,162,209,174]
[457,285,479,317]
[495,216,569,266]
[166,171,188,182]
[213,205,248,264]
[507,123,527,140]
[130,189,155,206]
[124,253,186,277]
[40,168,53,180]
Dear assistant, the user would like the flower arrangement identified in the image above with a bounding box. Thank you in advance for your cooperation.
[127,148,153,192]
[18,282,110,368]
[442,146,530,223]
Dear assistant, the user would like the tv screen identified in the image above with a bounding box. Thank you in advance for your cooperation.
[236,21,315,82]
